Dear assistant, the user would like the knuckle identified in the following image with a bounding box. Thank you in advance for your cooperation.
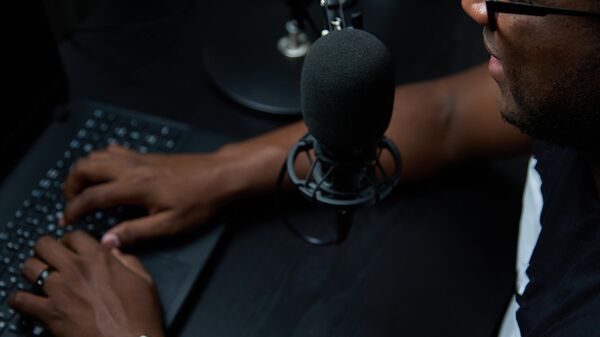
[79,188,99,205]
[60,232,74,245]
[46,299,65,321]
[88,151,105,160]
[22,257,36,268]
[133,168,155,183]
[72,255,88,270]
[118,226,136,243]
[64,230,84,242]
[21,258,38,276]
[34,236,52,254]
[10,292,23,307]
[71,159,88,174]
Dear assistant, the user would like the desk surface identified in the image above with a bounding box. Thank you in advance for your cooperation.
[59,0,527,336]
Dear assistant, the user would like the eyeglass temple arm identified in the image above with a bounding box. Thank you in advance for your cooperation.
[487,1,600,18]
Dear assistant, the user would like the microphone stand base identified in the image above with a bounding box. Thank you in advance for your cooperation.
[203,0,316,116]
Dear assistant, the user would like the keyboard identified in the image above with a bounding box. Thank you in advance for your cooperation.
[0,108,182,336]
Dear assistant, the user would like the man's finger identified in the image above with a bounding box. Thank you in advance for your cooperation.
[101,211,176,248]
[111,249,153,284]
[107,144,135,155]
[34,236,76,272]
[62,181,147,225]
[21,257,49,285]
[63,156,123,200]
[61,231,101,256]
[9,292,51,322]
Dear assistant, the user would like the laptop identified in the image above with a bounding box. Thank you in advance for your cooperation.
[0,1,228,336]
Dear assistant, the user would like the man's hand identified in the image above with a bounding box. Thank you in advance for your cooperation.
[8,231,164,337]
[61,145,242,248]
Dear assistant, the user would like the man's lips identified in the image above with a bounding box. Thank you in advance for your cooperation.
[483,30,505,82]
[488,55,505,82]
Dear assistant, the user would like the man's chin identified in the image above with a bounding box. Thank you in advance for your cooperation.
[501,109,600,151]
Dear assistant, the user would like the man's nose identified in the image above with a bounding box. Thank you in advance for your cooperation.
[461,0,489,26]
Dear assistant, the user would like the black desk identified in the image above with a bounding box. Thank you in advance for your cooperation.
[59,0,527,336]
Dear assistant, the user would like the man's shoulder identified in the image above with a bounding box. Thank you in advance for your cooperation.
[517,141,600,337]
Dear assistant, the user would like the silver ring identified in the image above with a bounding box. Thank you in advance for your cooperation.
[36,268,53,288]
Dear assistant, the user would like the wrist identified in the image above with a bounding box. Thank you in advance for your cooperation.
[215,142,290,199]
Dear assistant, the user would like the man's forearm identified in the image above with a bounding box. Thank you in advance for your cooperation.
[386,64,532,181]
[214,63,532,198]
[216,121,308,198]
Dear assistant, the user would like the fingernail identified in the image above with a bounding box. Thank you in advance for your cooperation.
[101,233,121,248]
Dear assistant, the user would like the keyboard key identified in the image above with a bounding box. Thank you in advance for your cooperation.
[33,204,49,214]
[145,134,158,145]
[77,129,88,139]
[114,127,127,138]
[93,109,106,119]
[69,139,81,150]
[32,324,45,336]
[130,131,141,141]
[160,126,171,136]
[84,119,97,129]
[83,143,94,153]
[8,322,20,333]
[0,305,14,321]
[91,132,102,143]
[129,119,142,129]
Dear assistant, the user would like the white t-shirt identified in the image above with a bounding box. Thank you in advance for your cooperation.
[498,158,544,337]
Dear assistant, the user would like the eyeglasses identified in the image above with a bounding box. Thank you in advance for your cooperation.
[485,0,600,31]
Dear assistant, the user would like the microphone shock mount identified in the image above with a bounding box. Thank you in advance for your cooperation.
[277,134,401,246]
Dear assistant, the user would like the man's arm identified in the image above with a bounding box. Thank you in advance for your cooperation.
[387,63,531,180]
[222,63,532,192]
[61,63,531,247]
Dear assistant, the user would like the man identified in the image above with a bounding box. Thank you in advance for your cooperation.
[8,0,600,336]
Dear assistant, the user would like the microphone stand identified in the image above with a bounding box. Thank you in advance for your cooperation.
[203,0,319,116]
[276,160,355,246]
[203,0,362,115]
[278,134,401,246]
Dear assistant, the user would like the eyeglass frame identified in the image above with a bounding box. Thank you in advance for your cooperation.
[485,0,600,31]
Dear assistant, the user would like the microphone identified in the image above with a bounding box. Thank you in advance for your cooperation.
[278,28,401,245]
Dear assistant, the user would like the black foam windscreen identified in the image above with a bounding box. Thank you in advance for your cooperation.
[301,29,395,161]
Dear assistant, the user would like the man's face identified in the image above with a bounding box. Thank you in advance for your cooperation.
[462,0,600,150]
